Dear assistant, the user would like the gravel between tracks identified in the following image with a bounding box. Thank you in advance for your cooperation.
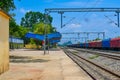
[69,49,120,75]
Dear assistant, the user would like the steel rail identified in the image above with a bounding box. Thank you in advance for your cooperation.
[73,48,120,60]
[63,49,96,80]
[64,48,120,79]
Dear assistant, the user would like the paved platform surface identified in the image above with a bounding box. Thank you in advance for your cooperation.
[0,48,92,80]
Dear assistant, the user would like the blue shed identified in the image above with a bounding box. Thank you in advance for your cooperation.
[102,38,111,48]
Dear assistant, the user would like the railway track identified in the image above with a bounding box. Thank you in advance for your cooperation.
[63,48,120,80]
[89,49,120,54]
[71,48,120,60]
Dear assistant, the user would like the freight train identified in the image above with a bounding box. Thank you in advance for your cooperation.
[67,37,120,50]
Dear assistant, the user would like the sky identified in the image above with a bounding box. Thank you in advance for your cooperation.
[13,0,120,44]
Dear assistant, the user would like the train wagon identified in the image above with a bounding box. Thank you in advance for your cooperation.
[85,43,89,48]
[110,37,120,50]
[67,37,120,50]
[102,38,111,49]
[96,40,102,48]
[76,43,80,48]
[70,44,79,48]
[89,41,96,48]
[89,41,102,48]
[80,43,84,48]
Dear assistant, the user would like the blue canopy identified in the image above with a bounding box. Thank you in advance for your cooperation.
[25,32,44,40]
[25,32,62,43]
[49,40,60,44]
[47,32,61,39]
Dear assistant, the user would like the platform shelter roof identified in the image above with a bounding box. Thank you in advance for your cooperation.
[25,32,62,43]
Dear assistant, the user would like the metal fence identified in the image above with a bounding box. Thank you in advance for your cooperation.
[9,37,24,49]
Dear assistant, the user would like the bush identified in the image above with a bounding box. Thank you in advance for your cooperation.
[25,44,41,49]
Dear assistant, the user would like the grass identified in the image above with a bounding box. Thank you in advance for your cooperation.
[89,54,99,59]
[73,51,78,54]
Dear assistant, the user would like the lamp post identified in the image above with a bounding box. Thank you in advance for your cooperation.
[44,10,50,55]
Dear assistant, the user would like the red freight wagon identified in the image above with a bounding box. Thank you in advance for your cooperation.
[89,41,102,48]
[96,40,102,48]
[110,37,120,49]
[89,41,96,48]
[89,42,93,48]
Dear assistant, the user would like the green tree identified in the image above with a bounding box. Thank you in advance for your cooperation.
[28,22,55,46]
[0,0,20,12]
[9,18,18,36]
[0,0,24,37]
[17,26,29,38]
[33,22,54,34]
[93,38,101,41]
[9,18,29,38]
[21,11,53,30]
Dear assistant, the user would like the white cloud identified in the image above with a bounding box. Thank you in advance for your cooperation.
[20,8,31,14]
[69,23,81,28]
[91,13,98,17]
[60,23,82,33]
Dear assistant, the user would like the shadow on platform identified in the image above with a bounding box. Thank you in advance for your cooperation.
[10,56,50,63]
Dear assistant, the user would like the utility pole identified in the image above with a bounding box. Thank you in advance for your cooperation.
[116,11,120,27]
[103,32,105,39]
[44,10,50,55]
[58,12,64,28]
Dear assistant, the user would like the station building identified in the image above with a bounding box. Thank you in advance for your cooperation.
[0,9,10,74]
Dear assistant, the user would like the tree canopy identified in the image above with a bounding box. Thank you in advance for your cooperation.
[20,11,55,45]
[9,18,29,38]
[33,22,55,34]
[93,38,101,41]
[0,0,28,39]
[21,11,53,29]
[0,0,18,12]
[1,0,56,47]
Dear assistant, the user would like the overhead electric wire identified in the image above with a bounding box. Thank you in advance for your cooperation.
[81,0,103,20]
[62,0,104,28]
[62,17,76,28]
[61,0,104,43]
[61,0,91,28]
[104,15,117,25]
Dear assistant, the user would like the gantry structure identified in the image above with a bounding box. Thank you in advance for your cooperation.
[44,8,120,54]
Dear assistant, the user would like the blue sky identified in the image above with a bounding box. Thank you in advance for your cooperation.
[13,0,120,43]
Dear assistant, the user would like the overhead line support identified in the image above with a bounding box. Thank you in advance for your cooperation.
[45,8,120,27]
[58,12,64,28]
[116,11,120,27]
[44,8,120,54]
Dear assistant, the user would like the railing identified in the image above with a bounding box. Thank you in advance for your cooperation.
[9,37,24,49]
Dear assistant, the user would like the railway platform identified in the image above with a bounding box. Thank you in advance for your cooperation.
[0,48,92,80]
